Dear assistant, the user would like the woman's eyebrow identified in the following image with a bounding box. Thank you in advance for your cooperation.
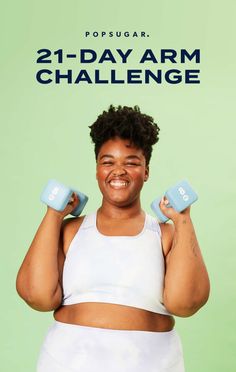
[99,154,114,160]
[99,154,141,160]
[125,155,142,160]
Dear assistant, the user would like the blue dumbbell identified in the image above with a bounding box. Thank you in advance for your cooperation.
[151,180,198,223]
[40,179,88,216]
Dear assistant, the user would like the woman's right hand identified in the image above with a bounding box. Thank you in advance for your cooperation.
[46,192,80,220]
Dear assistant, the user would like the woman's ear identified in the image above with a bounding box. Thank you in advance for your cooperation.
[144,166,149,182]
[95,160,98,180]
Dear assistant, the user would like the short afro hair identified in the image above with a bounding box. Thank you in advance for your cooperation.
[89,105,160,165]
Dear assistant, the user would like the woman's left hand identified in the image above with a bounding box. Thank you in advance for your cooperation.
[159,196,191,225]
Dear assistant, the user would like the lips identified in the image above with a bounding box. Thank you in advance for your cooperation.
[108,178,130,189]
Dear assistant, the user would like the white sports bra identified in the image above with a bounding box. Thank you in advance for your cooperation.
[62,211,171,315]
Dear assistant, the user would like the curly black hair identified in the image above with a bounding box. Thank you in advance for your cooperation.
[89,105,160,165]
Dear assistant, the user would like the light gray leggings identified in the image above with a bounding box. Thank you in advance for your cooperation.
[37,321,185,372]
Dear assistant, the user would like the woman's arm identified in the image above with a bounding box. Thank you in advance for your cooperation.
[16,195,79,312]
[160,198,210,317]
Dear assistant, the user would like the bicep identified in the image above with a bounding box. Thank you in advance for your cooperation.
[41,234,65,311]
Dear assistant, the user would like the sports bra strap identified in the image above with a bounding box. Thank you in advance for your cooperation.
[146,213,162,237]
[80,213,95,230]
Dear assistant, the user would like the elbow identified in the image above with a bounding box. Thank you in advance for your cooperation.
[164,287,211,318]
[16,274,29,303]
[26,299,61,312]
[17,292,62,312]
[16,277,62,312]
[165,301,205,317]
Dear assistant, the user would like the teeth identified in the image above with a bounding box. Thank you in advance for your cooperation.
[109,180,128,187]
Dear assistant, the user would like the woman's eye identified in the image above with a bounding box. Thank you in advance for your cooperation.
[100,161,140,166]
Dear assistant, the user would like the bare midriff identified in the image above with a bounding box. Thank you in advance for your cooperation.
[54,302,175,332]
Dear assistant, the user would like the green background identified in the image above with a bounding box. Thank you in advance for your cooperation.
[1,1,235,371]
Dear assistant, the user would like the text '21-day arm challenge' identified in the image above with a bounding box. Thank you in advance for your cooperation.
[36,48,201,85]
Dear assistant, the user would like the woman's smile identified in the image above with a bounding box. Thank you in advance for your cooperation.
[108,179,130,189]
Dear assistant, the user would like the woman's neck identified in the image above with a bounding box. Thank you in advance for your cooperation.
[98,200,143,220]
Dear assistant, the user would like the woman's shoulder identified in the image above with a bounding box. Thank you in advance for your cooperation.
[62,214,85,232]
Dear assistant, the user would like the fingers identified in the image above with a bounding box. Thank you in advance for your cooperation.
[72,193,80,208]
[60,193,80,218]
[161,196,169,206]
[68,193,80,209]
[159,197,175,218]
[46,193,80,219]
[159,196,191,222]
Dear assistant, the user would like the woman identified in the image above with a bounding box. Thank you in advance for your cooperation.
[16,105,210,372]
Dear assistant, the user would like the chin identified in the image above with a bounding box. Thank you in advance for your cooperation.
[108,195,137,207]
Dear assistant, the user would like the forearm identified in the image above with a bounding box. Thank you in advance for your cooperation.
[16,209,64,309]
[163,216,210,316]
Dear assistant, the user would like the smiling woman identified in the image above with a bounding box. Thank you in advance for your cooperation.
[16,105,210,372]
[95,138,149,208]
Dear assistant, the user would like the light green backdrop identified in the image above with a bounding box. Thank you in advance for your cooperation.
[1,1,235,371]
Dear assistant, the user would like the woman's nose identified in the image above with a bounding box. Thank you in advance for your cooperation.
[111,165,127,176]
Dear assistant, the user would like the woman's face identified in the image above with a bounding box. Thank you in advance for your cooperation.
[96,137,149,207]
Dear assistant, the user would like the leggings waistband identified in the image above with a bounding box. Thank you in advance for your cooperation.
[37,320,185,372]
